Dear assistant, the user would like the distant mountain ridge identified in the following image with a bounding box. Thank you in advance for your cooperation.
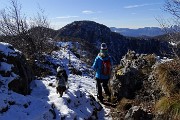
[55,20,173,64]
[110,27,165,37]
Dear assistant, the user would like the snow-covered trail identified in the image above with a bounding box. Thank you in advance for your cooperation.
[31,74,111,120]
[31,42,112,120]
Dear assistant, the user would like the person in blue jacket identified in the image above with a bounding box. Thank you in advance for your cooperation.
[92,43,113,102]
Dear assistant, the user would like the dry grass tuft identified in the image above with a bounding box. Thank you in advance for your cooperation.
[154,59,180,119]
[155,94,180,119]
[155,59,180,96]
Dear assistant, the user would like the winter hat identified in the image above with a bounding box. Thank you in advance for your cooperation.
[100,43,107,50]
[100,43,108,56]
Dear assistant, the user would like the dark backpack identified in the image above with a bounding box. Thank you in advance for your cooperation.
[101,57,111,75]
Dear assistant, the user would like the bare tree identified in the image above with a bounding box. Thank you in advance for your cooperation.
[0,0,29,48]
[0,0,55,60]
[157,0,180,58]
[29,8,55,60]
[0,0,28,36]
[165,0,180,18]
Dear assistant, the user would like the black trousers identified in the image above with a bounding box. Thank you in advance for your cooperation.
[96,78,111,99]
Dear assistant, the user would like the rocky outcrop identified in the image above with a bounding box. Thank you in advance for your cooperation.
[110,51,155,118]
[125,106,153,120]
[111,50,154,100]
[110,51,179,119]
[112,67,144,99]
[0,42,34,95]
[112,51,166,104]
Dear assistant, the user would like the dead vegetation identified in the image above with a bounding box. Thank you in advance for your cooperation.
[154,59,180,119]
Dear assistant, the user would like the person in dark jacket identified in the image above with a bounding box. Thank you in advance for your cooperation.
[92,43,113,102]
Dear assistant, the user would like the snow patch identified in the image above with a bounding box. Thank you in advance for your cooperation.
[0,42,17,57]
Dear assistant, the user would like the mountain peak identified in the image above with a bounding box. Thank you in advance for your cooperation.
[63,20,108,28]
[57,20,111,43]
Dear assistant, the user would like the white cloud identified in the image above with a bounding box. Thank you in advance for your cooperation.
[56,16,79,19]
[124,3,161,9]
[82,10,94,14]
[82,10,102,15]
[124,4,147,8]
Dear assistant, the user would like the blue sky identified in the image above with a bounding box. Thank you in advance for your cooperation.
[0,0,171,29]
